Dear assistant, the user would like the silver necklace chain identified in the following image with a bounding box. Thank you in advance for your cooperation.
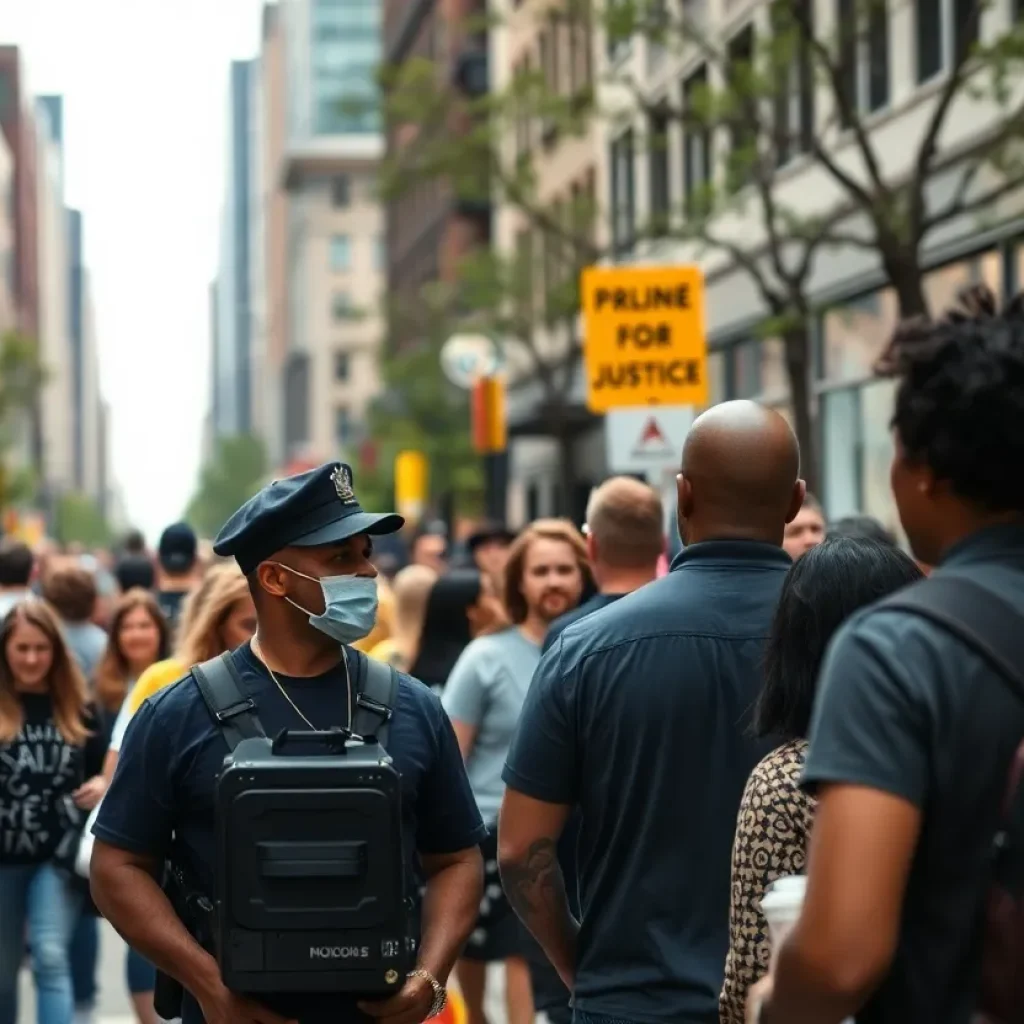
[251,636,353,732]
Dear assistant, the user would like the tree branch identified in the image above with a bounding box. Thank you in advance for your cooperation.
[789,2,887,202]
[922,103,1024,230]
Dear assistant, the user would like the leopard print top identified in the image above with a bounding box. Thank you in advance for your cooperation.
[719,739,816,1024]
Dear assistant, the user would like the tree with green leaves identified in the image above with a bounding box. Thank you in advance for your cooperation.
[383,0,1024,494]
[55,492,112,548]
[185,434,268,539]
[381,36,601,510]
[0,331,46,508]
[364,287,486,519]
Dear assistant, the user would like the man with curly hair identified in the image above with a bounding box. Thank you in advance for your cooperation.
[752,286,1024,1024]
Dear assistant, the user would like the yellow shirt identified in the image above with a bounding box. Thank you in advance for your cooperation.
[368,638,409,672]
[352,579,395,654]
[126,657,187,716]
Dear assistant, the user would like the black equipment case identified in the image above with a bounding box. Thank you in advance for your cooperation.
[214,729,415,995]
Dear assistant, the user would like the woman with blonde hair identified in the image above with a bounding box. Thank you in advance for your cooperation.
[0,600,107,1024]
[107,565,256,759]
[118,563,255,719]
[368,564,437,671]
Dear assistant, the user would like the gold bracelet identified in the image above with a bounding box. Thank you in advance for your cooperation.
[409,968,447,1019]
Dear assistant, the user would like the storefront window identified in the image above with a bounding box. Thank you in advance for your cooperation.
[859,378,900,536]
[820,378,901,533]
[822,387,860,517]
[821,288,898,383]
[761,337,789,402]
[733,340,762,398]
[922,258,972,314]
[705,350,726,408]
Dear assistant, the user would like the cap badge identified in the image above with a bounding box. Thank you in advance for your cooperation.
[332,465,355,503]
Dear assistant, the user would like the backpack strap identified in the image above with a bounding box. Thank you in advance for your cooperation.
[192,652,266,751]
[879,575,1024,705]
[351,650,399,745]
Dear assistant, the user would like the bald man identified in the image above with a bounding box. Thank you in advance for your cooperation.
[499,401,804,1024]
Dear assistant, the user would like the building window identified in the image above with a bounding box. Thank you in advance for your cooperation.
[514,59,533,164]
[731,340,764,398]
[332,291,355,320]
[335,405,352,447]
[839,0,889,118]
[334,351,350,381]
[567,1,593,95]
[821,287,897,383]
[610,129,636,255]
[821,379,900,530]
[539,28,559,143]
[916,0,943,81]
[682,66,711,213]
[331,176,351,207]
[773,0,815,164]
[916,0,978,84]
[330,234,351,271]
[515,228,535,319]
[648,106,670,234]
[606,0,632,62]
[726,24,756,191]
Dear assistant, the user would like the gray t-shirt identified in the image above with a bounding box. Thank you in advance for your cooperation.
[442,627,541,825]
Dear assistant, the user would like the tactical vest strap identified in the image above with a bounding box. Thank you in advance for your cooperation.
[193,652,266,752]
[352,652,399,746]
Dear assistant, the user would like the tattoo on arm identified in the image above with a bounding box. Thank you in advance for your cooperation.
[501,838,564,921]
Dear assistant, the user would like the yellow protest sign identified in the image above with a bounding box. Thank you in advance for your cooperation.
[581,266,708,413]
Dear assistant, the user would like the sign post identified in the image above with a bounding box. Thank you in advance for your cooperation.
[581,266,708,413]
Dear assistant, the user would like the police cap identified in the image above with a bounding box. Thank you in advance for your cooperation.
[213,462,405,575]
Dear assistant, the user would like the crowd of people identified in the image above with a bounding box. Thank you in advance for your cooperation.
[1,283,1022,1024]
[0,524,258,1024]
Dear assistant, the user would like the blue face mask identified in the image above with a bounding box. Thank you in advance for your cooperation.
[278,565,379,645]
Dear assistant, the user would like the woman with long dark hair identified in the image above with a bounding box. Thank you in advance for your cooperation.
[0,600,106,1024]
[719,536,923,1024]
[409,569,505,692]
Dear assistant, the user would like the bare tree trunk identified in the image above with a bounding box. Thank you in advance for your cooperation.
[782,319,819,497]
[881,247,930,319]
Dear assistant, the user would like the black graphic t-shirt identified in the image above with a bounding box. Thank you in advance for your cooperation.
[0,693,107,864]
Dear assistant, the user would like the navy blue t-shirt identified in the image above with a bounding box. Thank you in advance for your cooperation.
[94,641,486,1024]
[504,541,788,1024]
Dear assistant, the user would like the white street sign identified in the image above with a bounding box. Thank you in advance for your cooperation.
[440,333,504,389]
[605,407,695,474]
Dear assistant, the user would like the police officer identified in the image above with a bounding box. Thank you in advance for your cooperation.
[90,463,487,1024]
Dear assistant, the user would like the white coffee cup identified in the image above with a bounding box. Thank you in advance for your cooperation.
[761,875,853,1023]
[761,874,807,961]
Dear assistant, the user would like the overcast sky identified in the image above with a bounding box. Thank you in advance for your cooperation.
[1,0,264,542]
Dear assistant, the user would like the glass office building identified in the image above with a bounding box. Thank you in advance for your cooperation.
[310,0,379,135]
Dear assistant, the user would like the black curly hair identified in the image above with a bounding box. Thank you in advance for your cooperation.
[875,284,1024,514]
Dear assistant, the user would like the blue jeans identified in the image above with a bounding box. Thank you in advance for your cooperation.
[0,862,80,1024]
[68,913,99,1009]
